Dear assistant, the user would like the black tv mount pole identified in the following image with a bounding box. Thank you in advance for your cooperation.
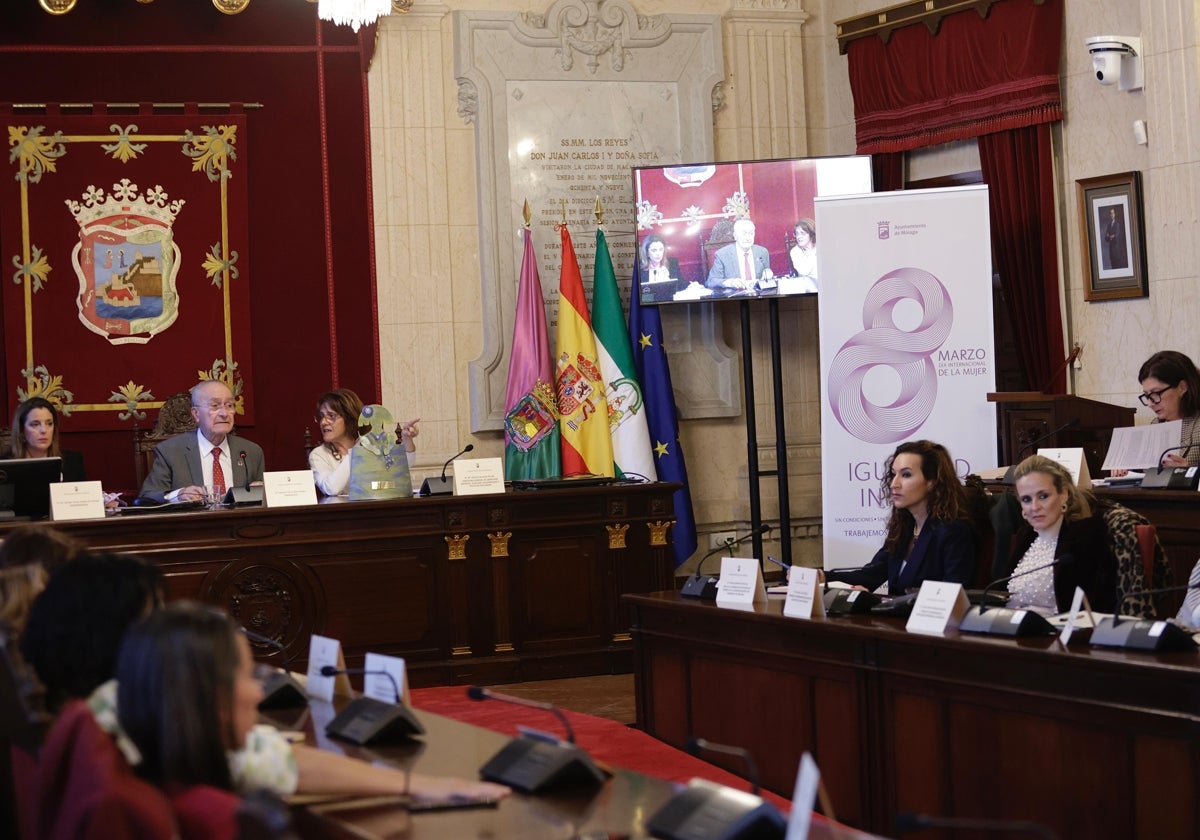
[738,297,792,568]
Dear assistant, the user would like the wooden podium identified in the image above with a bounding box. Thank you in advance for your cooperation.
[989,391,1134,475]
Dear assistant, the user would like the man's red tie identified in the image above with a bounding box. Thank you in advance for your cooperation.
[212,447,226,492]
[742,249,754,285]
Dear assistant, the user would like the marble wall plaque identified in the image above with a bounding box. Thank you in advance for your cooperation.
[508,79,674,328]
[455,0,732,431]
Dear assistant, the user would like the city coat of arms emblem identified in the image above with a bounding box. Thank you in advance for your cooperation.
[67,179,184,344]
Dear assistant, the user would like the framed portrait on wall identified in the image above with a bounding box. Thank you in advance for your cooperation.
[1077,171,1148,302]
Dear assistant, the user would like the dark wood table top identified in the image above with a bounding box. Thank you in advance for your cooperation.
[275,699,884,840]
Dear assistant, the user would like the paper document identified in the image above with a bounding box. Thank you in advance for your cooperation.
[1102,420,1181,470]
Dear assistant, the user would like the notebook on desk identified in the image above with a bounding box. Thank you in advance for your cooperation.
[509,475,619,491]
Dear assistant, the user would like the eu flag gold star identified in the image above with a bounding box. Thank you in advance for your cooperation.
[639,333,653,349]
[654,440,669,457]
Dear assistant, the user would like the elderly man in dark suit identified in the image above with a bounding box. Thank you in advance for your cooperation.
[706,218,773,292]
[139,380,265,502]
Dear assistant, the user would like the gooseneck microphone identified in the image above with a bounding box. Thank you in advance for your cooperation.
[1108,580,1200,626]
[419,444,474,496]
[1089,580,1200,651]
[441,444,474,481]
[239,450,250,491]
[687,737,761,796]
[680,525,771,599]
[466,685,576,744]
[648,737,786,840]
[320,665,425,745]
[977,555,1075,615]
[466,686,608,793]
[896,812,1059,839]
[240,627,307,709]
[1155,443,1193,468]
[1140,445,1198,488]
[959,555,1074,637]
[320,665,401,704]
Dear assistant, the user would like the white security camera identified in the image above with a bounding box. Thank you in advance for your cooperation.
[1086,35,1143,91]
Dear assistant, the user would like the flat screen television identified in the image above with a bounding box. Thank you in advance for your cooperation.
[631,155,873,305]
[0,457,62,521]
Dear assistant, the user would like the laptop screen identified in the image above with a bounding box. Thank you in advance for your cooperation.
[0,457,63,521]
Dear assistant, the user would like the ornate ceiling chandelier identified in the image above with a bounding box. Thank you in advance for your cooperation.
[317,0,392,31]
[36,0,413,27]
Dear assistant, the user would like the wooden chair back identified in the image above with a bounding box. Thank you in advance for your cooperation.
[132,392,197,487]
[699,219,737,276]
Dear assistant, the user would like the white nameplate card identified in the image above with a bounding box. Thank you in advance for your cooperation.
[1038,447,1091,490]
[783,567,826,620]
[715,556,767,609]
[1058,586,1091,647]
[262,470,319,508]
[363,652,409,706]
[306,634,347,702]
[785,752,820,840]
[49,481,106,521]
[453,457,506,496]
[905,581,970,635]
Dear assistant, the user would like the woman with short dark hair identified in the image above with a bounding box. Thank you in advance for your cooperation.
[1136,350,1200,467]
[310,388,419,496]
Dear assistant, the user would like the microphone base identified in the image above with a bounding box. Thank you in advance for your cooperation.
[478,733,607,794]
[647,778,786,840]
[680,574,719,599]
[958,606,1056,637]
[1089,617,1198,651]
[822,588,880,615]
[1139,467,1200,490]
[325,697,426,745]
[257,671,308,710]
[419,476,454,496]
[225,486,264,507]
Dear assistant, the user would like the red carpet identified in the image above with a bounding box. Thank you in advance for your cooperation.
[410,685,791,812]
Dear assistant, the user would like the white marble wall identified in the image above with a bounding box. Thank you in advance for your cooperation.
[368,0,1200,567]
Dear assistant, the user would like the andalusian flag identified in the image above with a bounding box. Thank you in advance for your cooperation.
[554,224,613,477]
[504,226,561,480]
[591,229,656,481]
[629,262,697,567]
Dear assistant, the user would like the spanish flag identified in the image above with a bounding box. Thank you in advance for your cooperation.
[554,224,613,477]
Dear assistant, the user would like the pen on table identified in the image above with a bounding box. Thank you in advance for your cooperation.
[765,555,791,571]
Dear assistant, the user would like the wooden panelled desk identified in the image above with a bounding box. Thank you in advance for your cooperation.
[0,483,677,685]
[284,702,885,839]
[625,591,1200,839]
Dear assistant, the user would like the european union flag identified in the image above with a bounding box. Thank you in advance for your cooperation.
[628,263,698,567]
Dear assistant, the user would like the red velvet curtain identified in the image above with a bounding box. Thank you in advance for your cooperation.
[979,124,1065,392]
[0,3,381,490]
[847,0,1063,153]
[846,0,1065,392]
[871,153,904,192]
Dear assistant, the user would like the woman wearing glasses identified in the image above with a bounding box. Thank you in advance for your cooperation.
[310,388,419,496]
[1137,351,1200,467]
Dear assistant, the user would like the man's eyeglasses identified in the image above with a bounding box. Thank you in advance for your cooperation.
[198,400,237,413]
[1138,384,1178,406]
